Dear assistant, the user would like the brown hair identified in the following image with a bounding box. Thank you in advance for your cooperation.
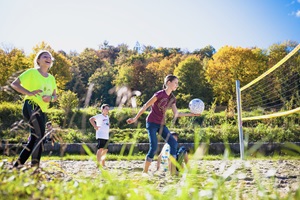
[163,74,178,89]
[101,104,110,110]
[163,74,177,104]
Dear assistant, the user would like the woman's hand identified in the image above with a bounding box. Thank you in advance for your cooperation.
[126,118,136,124]
[28,89,43,97]
[42,95,52,103]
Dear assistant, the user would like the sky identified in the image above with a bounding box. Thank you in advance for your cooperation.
[0,0,300,55]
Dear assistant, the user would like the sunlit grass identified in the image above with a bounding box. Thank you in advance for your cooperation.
[1,143,299,199]
[1,155,299,200]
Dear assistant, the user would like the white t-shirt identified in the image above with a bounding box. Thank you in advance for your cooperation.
[92,114,110,140]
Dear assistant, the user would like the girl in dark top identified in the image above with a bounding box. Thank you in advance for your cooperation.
[127,74,199,175]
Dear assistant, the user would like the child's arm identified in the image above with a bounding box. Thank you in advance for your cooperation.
[171,104,200,119]
[89,117,99,130]
[127,95,157,124]
[11,78,42,96]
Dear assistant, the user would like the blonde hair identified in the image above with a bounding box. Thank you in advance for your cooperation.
[34,50,54,69]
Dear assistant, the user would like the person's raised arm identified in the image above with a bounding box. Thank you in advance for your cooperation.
[126,95,157,124]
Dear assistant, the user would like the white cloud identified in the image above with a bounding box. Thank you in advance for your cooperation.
[296,10,300,17]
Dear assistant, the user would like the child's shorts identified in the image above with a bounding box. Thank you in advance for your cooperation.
[97,139,109,149]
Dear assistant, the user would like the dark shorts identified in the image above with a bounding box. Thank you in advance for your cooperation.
[97,139,109,149]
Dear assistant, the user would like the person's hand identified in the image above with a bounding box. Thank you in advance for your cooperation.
[94,126,100,130]
[28,89,43,97]
[42,95,52,103]
[126,118,136,124]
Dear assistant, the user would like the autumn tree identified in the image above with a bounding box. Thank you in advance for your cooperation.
[114,54,158,105]
[205,46,268,105]
[0,47,30,101]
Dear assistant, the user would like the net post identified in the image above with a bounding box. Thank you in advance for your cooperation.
[236,80,245,160]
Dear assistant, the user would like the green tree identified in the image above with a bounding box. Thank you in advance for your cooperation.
[174,56,213,108]
[67,48,103,106]
[192,45,216,59]
[58,90,79,128]
[59,90,79,113]
[88,62,116,106]
[72,48,103,86]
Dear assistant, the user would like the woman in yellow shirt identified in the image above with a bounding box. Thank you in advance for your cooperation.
[11,50,57,168]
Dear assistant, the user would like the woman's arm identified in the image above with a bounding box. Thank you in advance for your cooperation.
[42,89,58,103]
[171,104,200,120]
[11,78,42,96]
[126,95,157,124]
[51,89,58,102]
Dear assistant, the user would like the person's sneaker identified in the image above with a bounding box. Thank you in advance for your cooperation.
[141,172,153,178]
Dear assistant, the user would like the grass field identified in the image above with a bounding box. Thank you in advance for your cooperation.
[1,151,299,200]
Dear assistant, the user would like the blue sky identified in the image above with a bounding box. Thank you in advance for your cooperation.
[0,0,299,54]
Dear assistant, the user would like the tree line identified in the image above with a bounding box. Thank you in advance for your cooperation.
[0,40,299,110]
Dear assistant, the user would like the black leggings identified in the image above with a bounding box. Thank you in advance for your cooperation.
[14,100,45,167]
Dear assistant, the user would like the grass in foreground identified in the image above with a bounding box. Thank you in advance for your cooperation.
[1,149,299,200]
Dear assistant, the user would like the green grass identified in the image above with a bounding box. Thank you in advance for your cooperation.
[1,155,299,199]
[1,142,299,200]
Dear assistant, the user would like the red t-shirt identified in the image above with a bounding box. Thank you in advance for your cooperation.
[146,90,176,124]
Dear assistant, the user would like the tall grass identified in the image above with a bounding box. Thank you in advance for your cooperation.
[1,144,299,200]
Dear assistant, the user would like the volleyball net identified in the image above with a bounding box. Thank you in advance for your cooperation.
[239,44,300,121]
[236,43,300,159]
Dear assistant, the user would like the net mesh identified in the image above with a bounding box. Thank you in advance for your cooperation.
[240,44,300,121]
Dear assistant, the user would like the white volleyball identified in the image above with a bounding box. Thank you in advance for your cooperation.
[189,98,205,114]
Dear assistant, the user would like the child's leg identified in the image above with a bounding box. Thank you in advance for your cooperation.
[184,153,189,165]
[101,149,108,166]
[143,159,151,173]
[144,122,159,173]
[96,148,103,163]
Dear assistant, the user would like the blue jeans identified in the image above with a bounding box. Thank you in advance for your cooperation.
[146,122,178,162]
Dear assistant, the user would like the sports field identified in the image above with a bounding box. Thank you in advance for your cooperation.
[2,157,299,199]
